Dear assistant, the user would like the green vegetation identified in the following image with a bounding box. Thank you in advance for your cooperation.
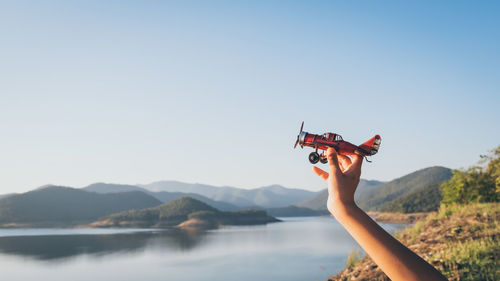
[431,236,498,280]
[442,146,500,205]
[429,203,500,281]
[0,186,161,225]
[380,183,442,213]
[98,197,279,228]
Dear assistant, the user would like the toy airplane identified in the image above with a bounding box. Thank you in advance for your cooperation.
[293,122,381,164]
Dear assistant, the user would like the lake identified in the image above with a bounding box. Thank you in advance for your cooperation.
[0,217,406,281]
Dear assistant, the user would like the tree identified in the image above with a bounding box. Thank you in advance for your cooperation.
[482,145,500,195]
[441,145,500,205]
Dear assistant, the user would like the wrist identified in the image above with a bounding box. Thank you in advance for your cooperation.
[328,200,359,221]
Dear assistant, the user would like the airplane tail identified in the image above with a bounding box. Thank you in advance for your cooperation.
[358,135,381,156]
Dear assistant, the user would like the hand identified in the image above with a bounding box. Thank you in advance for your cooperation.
[313,148,448,281]
[312,148,363,216]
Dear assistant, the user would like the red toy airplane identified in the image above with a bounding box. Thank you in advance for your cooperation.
[293,122,381,164]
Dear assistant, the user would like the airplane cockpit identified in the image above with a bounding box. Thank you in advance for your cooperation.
[322,133,343,142]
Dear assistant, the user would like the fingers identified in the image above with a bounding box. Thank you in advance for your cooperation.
[337,154,352,172]
[346,154,363,176]
[327,148,342,176]
[312,166,329,180]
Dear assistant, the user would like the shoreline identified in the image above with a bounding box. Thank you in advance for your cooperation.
[0,213,420,229]
[368,211,430,224]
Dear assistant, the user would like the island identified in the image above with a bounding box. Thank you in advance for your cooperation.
[88,197,280,229]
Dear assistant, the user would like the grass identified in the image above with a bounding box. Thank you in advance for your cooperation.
[346,249,362,269]
[431,237,499,280]
[418,203,500,280]
[404,219,425,244]
[330,202,500,281]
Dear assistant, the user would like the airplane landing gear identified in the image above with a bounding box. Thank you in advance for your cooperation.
[320,156,328,164]
[308,152,320,164]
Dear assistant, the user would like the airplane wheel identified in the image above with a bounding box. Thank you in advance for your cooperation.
[320,157,328,164]
[309,152,320,164]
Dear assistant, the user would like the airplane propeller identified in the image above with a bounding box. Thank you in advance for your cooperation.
[294,121,304,149]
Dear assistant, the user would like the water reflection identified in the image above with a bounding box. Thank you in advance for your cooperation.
[0,228,207,261]
[0,217,409,281]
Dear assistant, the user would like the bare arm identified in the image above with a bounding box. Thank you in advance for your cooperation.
[313,148,447,281]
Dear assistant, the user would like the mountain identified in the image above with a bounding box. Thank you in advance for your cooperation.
[93,197,279,228]
[0,186,162,225]
[82,183,239,211]
[357,166,452,211]
[266,206,329,217]
[379,183,442,213]
[83,183,149,194]
[0,193,15,200]
[297,179,385,210]
[139,181,316,208]
[151,191,239,211]
[141,181,220,196]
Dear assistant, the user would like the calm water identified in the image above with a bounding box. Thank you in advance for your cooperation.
[0,217,406,281]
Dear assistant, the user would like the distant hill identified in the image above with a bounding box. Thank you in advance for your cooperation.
[0,186,162,225]
[380,183,443,213]
[357,166,452,211]
[151,191,239,211]
[83,183,149,194]
[297,179,385,210]
[0,193,15,200]
[139,181,316,208]
[266,206,329,217]
[93,197,279,228]
[82,183,239,211]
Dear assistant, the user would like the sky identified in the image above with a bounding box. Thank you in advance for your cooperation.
[0,0,499,193]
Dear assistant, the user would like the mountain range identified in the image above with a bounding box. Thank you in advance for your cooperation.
[296,166,452,212]
[83,183,239,211]
[0,165,455,226]
[138,181,316,208]
[356,166,452,211]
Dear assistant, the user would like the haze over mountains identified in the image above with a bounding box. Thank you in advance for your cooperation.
[83,183,239,211]
[0,186,161,225]
[0,165,454,226]
[139,181,316,208]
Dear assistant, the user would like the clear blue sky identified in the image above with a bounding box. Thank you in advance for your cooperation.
[1,0,499,193]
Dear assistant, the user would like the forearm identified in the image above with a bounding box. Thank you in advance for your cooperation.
[332,203,447,281]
